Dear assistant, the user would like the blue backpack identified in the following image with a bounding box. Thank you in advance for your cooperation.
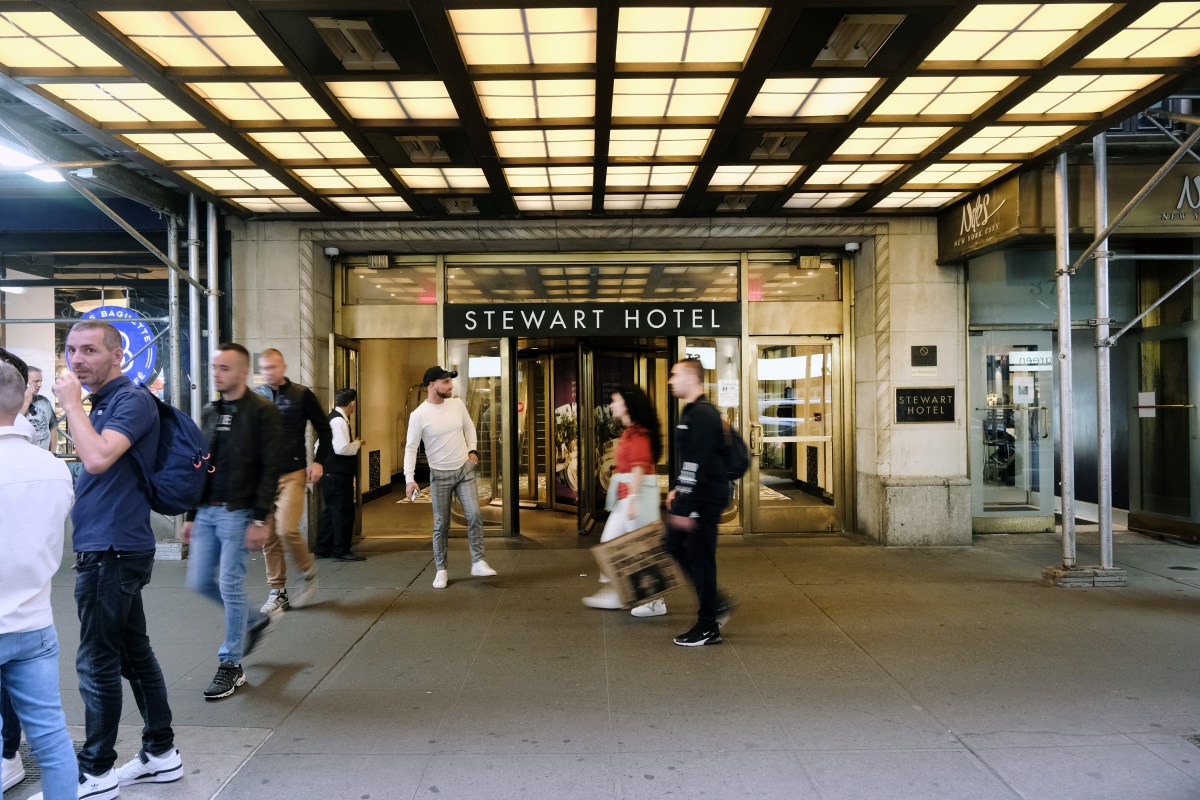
[129,386,211,516]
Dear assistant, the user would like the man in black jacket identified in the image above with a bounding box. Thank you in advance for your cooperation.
[665,357,734,647]
[183,343,283,700]
[254,348,332,613]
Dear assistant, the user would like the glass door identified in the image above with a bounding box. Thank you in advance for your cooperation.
[968,332,1054,531]
[747,337,844,533]
[1129,332,1198,539]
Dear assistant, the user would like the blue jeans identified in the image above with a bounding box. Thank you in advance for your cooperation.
[188,505,265,664]
[75,549,174,776]
[0,626,76,800]
[429,462,484,570]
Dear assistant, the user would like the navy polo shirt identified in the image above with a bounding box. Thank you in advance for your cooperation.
[71,376,159,552]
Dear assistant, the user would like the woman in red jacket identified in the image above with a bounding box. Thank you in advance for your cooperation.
[583,384,667,617]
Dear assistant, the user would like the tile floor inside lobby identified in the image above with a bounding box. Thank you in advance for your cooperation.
[9,528,1200,800]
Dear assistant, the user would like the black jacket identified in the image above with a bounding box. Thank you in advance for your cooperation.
[255,378,332,472]
[195,389,282,521]
[670,395,730,518]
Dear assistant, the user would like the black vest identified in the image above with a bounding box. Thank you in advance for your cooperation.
[324,409,357,475]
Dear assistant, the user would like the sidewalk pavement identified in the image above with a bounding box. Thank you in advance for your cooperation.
[8,528,1200,800]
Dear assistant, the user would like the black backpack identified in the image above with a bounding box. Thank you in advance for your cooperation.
[127,385,211,516]
[722,420,751,481]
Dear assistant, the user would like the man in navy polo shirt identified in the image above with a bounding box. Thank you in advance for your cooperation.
[52,321,180,800]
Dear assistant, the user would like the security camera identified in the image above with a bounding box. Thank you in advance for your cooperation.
[323,246,340,258]
[844,242,861,254]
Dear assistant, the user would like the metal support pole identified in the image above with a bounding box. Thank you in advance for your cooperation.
[167,217,181,408]
[1093,133,1113,569]
[1055,153,1076,568]
[188,195,202,422]
[206,202,219,373]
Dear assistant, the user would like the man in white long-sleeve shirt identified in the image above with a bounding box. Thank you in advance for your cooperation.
[404,366,496,589]
[316,389,364,561]
[0,360,78,800]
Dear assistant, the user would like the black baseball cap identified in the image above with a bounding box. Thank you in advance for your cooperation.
[423,366,458,386]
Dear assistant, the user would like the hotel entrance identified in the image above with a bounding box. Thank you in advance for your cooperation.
[514,338,671,536]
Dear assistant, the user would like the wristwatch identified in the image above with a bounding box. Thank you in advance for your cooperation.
[468,449,479,457]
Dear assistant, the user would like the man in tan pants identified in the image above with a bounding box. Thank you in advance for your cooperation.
[255,349,332,613]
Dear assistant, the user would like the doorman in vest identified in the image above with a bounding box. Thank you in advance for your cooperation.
[316,389,364,561]
[254,348,332,613]
[404,366,496,589]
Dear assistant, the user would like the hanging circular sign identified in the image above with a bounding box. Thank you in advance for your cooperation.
[81,306,159,386]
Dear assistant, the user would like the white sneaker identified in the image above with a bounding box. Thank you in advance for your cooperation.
[259,588,289,614]
[78,768,119,800]
[292,566,319,608]
[432,569,448,589]
[582,587,622,610]
[631,598,667,617]
[115,747,183,785]
[2,754,24,791]
[471,559,497,577]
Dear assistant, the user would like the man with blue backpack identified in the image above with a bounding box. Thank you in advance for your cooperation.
[52,321,181,800]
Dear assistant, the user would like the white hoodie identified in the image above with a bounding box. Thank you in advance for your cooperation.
[0,422,74,634]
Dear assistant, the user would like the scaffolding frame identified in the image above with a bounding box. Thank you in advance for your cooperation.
[1055,109,1200,572]
[0,112,222,423]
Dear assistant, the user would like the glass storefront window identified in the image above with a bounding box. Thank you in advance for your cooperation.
[748,254,841,302]
[445,261,739,302]
[343,261,437,305]
[680,336,741,524]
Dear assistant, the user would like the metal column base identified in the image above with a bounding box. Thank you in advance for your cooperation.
[1041,565,1127,587]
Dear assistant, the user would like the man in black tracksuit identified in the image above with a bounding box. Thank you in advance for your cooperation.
[665,357,733,647]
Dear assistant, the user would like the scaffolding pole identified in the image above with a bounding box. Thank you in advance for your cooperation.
[1093,133,1114,569]
[167,216,181,408]
[206,202,219,377]
[188,195,202,422]
[1055,153,1076,568]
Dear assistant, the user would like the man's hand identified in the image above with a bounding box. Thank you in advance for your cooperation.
[52,371,84,414]
[245,521,268,550]
[468,451,480,465]
[306,462,324,484]
[405,481,419,500]
[180,521,194,544]
[667,513,696,532]
[665,489,676,510]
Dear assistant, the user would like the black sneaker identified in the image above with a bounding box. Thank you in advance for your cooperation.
[244,606,282,659]
[333,552,366,562]
[673,626,722,647]
[203,662,245,700]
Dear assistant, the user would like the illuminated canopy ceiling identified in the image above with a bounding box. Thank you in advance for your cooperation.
[0,0,1198,220]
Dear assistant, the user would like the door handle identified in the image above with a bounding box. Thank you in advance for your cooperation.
[749,422,764,457]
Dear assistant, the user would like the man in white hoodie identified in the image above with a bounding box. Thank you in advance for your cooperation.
[0,360,77,800]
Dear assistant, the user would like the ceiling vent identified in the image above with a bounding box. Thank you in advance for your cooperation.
[396,135,450,163]
[813,14,904,66]
[441,197,479,215]
[717,194,755,213]
[752,132,805,160]
[311,17,398,70]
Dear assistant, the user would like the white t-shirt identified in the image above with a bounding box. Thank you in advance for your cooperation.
[403,397,477,482]
[0,424,74,634]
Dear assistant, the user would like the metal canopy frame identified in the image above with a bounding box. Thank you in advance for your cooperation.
[1055,108,1200,572]
[0,112,220,421]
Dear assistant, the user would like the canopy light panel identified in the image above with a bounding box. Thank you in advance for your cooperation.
[8,1,1198,218]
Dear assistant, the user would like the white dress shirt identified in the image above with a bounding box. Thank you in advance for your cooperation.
[329,408,361,456]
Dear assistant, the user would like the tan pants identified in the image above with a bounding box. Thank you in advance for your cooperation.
[263,468,315,589]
